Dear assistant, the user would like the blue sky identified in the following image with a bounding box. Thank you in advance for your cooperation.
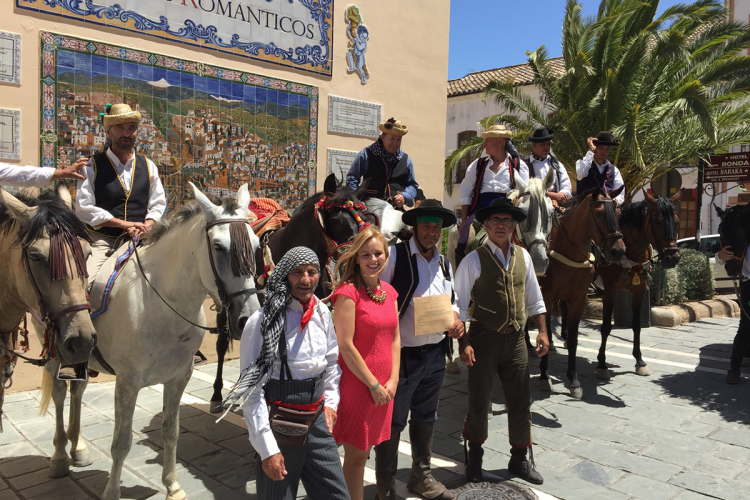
[448,0,690,80]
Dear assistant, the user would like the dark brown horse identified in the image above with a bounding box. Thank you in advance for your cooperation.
[538,187,626,398]
[595,192,680,381]
[208,174,375,412]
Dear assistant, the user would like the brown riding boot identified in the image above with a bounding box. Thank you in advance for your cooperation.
[407,424,455,499]
[374,431,400,500]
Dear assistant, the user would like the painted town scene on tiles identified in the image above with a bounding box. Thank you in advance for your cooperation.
[40,31,318,211]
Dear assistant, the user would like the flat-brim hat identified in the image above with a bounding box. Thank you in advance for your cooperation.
[482,124,513,139]
[475,198,527,224]
[379,117,408,136]
[103,103,141,128]
[529,126,554,142]
[402,199,457,228]
[593,131,619,147]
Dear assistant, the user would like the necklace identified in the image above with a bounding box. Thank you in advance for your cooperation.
[365,284,387,303]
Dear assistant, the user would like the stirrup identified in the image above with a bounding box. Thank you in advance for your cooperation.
[57,362,89,382]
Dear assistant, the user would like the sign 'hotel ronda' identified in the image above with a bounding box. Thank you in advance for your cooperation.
[17,0,334,76]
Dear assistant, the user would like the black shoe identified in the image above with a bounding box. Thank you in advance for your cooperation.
[508,447,543,485]
[727,369,741,384]
[464,441,483,483]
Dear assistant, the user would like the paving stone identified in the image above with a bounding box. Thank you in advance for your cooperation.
[0,491,19,500]
[6,466,55,491]
[609,473,684,500]
[529,449,581,473]
[178,414,245,442]
[571,446,683,482]
[612,421,722,454]
[669,470,750,500]
[710,428,750,449]
[165,465,219,495]
[673,491,721,500]
[216,434,254,456]
[0,479,6,491]
[69,457,114,479]
[0,424,23,447]
[642,442,742,479]
[190,449,250,478]
[565,459,625,487]
[78,469,161,500]
[0,454,49,478]
[1,409,49,425]
[21,476,90,500]
[713,443,750,464]
[91,435,159,461]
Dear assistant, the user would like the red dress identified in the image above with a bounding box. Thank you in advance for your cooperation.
[332,281,399,450]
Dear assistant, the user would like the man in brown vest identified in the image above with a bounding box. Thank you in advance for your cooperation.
[454,198,549,485]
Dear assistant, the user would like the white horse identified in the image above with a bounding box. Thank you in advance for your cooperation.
[365,197,406,242]
[508,168,555,276]
[38,183,261,500]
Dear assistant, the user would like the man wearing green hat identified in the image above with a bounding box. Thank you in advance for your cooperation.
[376,199,464,500]
[455,198,549,485]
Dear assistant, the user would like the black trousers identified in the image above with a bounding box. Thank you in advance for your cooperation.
[730,279,750,371]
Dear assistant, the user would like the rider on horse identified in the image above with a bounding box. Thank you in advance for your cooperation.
[0,159,86,186]
[575,132,625,205]
[523,127,572,209]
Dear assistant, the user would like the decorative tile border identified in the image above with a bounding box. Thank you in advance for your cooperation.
[19,0,334,77]
[0,108,21,160]
[0,31,21,84]
[40,31,319,208]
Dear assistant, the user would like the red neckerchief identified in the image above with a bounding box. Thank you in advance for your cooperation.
[299,296,316,331]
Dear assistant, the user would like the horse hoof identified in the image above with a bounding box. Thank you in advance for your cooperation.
[446,360,461,374]
[538,378,553,391]
[635,365,650,376]
[166,488,187,500]
[71,448,93,468]
[48,459,70,478]
[209,400,224,414]
[570,386,583,399]
[595,368,610,380]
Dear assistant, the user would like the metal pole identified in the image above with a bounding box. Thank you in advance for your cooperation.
[696,159,704,243]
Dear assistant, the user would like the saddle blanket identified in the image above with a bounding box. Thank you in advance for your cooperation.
[89,238,138,319]
[249,198,290,238]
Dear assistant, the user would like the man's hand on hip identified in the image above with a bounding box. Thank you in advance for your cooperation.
[323,406,337,434]
[262,453,287,481]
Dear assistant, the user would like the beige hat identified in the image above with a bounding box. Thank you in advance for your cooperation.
[103,103,141,128]
[378,117,408,136]
[482,124,513,139]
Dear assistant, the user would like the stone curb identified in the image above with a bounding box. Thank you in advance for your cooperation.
[583,297,740,327]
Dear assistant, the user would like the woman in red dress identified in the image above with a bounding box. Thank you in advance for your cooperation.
[331,227,400,500]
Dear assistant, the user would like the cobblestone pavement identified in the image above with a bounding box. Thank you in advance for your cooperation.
[0,316,748,500]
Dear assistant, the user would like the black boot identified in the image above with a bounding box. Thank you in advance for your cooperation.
[374,432,400,500]
[727,368,741,384]
[508,446,543,485]
[464,441,483,483]
[407,424,455,500]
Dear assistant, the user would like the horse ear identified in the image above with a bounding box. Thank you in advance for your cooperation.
[610,186,625,199]
[189,182,221,221]
[669,191,681,203]
[55,181,74,210]
[235,184,251,216]
[643,189,656,204]
[0,187,37,225]
[542,166,555,191]
[354,177,371,200]
[714,203,726,220]
[515,175,528,193]
[323,174,338,197]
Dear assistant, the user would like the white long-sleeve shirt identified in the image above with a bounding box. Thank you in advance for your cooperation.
[75,149,166,228]
[0,163,55,187]
[528,155,572,197]
[380,238,459,347]
[241,297,341,460]
[459,154,530,205]
[455,240,546,322]
[716,246,750,279]
[575,151,625,204]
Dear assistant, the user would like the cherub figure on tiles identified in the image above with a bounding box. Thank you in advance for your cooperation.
[346,5,370,84]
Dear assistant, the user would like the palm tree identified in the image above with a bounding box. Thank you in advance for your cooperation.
[445,0,750,201]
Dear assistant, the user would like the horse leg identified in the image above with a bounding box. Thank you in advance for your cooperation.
[102,380,140,500]
[68,379,92,467]
[560,301,569,345]
[210,311,229,414]
[596,290,616,380]
[538,312,554,391]
[631,286,650,376]
[45,363,72,478]
[161,374,191,500]
[565,302,586,399]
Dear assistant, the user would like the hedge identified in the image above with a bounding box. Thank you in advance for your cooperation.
[649,248,714,305]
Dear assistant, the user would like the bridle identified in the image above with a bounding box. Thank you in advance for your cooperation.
[314,197,375,262]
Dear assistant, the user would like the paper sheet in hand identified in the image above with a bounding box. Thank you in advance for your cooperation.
[413,294,453,336]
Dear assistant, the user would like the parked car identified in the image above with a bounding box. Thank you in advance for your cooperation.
[676,234,734,293]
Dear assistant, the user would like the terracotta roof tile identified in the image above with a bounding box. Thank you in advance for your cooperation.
[447,57,565,97]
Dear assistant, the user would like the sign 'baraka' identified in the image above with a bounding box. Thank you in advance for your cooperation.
[706,152,750,183]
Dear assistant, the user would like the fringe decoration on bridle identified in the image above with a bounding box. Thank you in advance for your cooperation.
[49,221,89,281]
[229,221,255,277]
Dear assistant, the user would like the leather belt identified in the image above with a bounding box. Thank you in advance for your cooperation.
[402,340,445,354]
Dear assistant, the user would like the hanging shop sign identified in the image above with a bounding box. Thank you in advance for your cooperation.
[706,152,750,183]
[17,0,333,76]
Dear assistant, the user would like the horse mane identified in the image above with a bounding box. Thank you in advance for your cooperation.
[620,197,677,240]
[148,196,242,244]
[523,177,551,233]
[718,203,750,235]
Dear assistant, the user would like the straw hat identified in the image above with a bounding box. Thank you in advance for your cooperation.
[103,103,141,128]
[482,124,513,139]
[379,117,408,136]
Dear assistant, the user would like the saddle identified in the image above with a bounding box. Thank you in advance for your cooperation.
[90,239,138,319]
[249,198,290,238]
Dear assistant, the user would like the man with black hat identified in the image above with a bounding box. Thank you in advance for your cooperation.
[347,117,419,209]
[525,127,572,208]
[454,198,549,485]
[575,132,625,204]
[376,199,464,500]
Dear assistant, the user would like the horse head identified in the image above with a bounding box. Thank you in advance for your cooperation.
[316,174,375,259]
[643,191,681,268]
[717,202,750,277]
[513,176,554,276]
[581,186,626,263]
[0,185,96,367]
[364,197,405,243]
[190,183,261,338]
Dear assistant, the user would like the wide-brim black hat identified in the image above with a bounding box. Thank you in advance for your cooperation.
[402,199,457,228]
[529,126,554,142]
[475,198,527,224]
[593,131,620,146]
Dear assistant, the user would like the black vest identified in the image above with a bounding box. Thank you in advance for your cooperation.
[88,151,150,238]
[527,154,562,193]
[364,153,410,201]
[576,160,617,196]
[390,240,453,320]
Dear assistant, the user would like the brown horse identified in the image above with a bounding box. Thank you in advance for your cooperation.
[595,192,680,380]
[538,186,626,398]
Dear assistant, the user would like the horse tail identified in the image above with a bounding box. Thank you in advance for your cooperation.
[39,369,53,415]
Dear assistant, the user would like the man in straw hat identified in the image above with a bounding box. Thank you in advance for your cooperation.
[454,198,548,485]
[525,126,572,208]
[376,199,464,500]
[75,103,166,283]
[575,131,625,204]
[225,246,348,500]
[347,117,419,209]
[455,124,529,264]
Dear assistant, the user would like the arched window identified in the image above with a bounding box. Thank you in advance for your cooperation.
[455,130,477,184]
